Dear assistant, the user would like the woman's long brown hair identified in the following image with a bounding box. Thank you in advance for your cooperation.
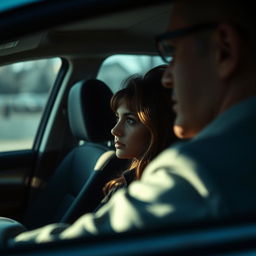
[104,65,177,194]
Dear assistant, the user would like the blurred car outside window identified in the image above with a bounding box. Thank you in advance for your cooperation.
[97,54,164,93]
[0,58,61,152]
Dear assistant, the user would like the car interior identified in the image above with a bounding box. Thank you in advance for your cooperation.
[0,0,256,255]
[0,0,170,220]
[22,78,129,229]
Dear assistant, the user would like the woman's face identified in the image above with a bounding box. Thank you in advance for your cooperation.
[111,100,150,160]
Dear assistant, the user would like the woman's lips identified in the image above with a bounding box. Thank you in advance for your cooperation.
[115,142,125,149]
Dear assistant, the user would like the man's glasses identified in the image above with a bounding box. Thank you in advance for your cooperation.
[155,23,218,64]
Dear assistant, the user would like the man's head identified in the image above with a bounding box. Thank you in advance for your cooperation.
[159,0,256,139]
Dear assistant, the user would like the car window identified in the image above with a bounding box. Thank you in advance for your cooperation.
[97,54,165,92]
[0,58,61,152]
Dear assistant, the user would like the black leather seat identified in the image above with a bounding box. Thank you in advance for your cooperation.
[22,79,120,229]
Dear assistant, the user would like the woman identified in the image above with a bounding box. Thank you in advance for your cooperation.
[102,65,177,200]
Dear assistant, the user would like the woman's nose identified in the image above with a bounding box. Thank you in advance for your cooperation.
[111,122,123,137]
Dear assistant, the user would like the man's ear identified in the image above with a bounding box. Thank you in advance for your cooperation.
[214,23,242,80]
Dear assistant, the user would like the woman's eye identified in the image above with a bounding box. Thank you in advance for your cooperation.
[126,117,137,125]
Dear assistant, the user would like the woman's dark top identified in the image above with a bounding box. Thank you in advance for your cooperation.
[95,169,136,212]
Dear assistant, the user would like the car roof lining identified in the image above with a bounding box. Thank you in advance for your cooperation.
[56,4,169,33]
[0,1,171,64]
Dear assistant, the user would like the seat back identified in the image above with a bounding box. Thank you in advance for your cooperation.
[23,79,117,229]
[61,151,129,223]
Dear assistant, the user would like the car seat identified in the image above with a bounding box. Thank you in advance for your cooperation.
[22,79,126,229]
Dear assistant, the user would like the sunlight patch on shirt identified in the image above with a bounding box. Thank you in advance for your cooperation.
[143,148,210,198]
[146,203,175,217]
[129,175,175,202]
[171,154,209,197]
[110,189,142,232]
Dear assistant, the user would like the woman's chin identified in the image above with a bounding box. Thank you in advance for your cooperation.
[116,151,133,159]
[116,152,126,159]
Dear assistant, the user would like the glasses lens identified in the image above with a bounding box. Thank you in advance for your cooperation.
[158,41,173,64]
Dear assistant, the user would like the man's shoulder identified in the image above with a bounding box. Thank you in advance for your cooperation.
[156,139,207,161]
[145,140,203,174]
[143,136,222,186]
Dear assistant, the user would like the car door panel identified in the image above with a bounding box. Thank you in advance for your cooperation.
[0,150,37,219]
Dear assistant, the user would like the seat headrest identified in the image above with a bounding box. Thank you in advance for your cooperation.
[68,79,116,142]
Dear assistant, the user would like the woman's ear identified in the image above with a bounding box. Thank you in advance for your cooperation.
[214,23,242,80]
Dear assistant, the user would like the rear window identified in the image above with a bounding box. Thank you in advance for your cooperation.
[97,54,165,92]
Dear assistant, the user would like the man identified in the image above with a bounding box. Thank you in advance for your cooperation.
[6,0,256,246]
